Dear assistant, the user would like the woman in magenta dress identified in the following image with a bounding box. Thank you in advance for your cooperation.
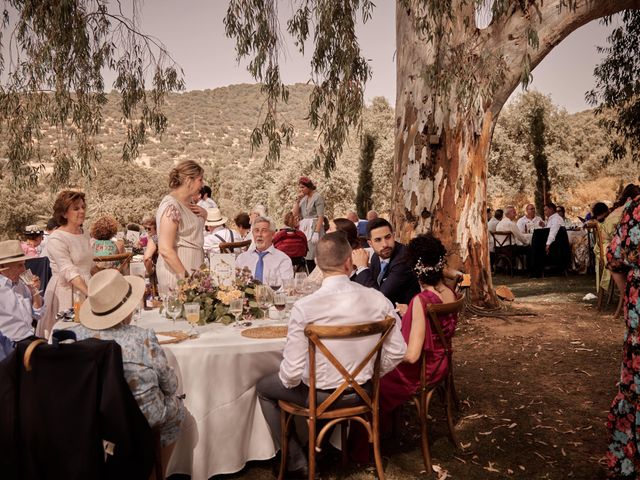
[379,233,458,420]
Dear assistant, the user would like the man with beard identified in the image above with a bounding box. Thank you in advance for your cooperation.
[352,218,420,306]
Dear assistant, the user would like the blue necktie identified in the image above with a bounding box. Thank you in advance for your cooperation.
[255,251,269,282]
[377,261,388,285]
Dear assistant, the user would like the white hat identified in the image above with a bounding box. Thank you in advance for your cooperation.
[0,240,29,271]
[205,208,228,227]
[79,269,145,330]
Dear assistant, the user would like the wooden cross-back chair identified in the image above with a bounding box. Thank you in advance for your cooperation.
[277,317,396,480]
[218,240,251,254]
[412,295,465,474]
[491,231,517,276]
[92,252,133,275]
[586,221,624,317]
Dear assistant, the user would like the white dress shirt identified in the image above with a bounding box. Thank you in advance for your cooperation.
[0,275,41,341]
[516,215,543,234]
[545,212,564,246]
[197,197,218,209]
[495,217,530,246]
[204,227,238,254]
[235,245,294,281]
[488,217,500,233]
[279,275,407,390]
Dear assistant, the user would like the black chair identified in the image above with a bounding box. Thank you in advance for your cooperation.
[529,227,570,277]
[25,257,52,294]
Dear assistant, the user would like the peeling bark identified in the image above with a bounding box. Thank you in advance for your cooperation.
[392,0,640,306]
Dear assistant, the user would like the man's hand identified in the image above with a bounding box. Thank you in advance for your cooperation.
[539,220,545,227]
[189,203,207,220]
[545,244,550,255]
[396,303,408,316]
[352,248,369,269]
[28,277,41,296]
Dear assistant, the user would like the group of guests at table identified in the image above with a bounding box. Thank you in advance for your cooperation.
[1,157,461,478]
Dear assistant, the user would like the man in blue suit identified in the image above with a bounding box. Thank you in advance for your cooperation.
[352,218,420,307]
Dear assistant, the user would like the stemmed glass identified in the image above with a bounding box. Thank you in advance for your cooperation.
[265,273,281,292]
[183,302,200,336]
[255,285,273,320]
[164,293,182,324]
[229,298,244,328]
[273,292,287,322]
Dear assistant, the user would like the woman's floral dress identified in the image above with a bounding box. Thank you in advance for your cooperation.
[606,195,640,478]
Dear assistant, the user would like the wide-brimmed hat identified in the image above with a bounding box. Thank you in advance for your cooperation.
[79,269,145,330]
[23,224,44,236]
[205,208,228,227]
[0,240,29,271]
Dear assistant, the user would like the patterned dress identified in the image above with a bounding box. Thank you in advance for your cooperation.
[606,195,640,478]
[69,323,185,447]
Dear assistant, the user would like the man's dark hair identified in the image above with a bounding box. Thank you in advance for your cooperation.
[592,202,609,218]
[200,185,212,198]
[545,202,557,211]
[366,217,393,238]
[494,209,503,221]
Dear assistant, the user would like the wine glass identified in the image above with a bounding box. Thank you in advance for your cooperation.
[294,272,307,295]
[282,278,295,295]
[265,273,281,292]
[255,285,273,320]
[184,302,200,335]
[164,293,182,324]
[229,298,244,328]
[273,292,287,322]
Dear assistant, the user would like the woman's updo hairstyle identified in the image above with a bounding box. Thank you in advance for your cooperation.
[168,160,204,189]
[406,233,447,286]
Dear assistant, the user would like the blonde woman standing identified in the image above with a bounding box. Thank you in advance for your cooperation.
[156,160,207,295]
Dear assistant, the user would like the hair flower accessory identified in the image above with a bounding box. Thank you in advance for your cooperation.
[414,255,446,276]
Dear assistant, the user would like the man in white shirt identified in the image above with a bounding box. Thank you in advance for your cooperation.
[0,240,43,341]
[196,185,218,209]
[544,202,565,254]
[496,206,530,246]
[256,233,406,476]
[203,208,239,254]
[517,204,545,234]
[488,209,502,234]
[235,216,293,282]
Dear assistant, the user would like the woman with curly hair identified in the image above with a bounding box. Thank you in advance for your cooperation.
[90,215,125,271]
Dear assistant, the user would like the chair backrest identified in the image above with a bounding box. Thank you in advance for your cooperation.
[92,252,133,274]
[304,316,396,417]
[219,240,251,254]
[419,295,464,388]
[492,231,513,248]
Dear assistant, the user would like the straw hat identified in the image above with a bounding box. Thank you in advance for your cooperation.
[495,285,515,302]
[0,240,29,271]
[23,224,44,236]
[79,269,145,330]
[205,208,228,227]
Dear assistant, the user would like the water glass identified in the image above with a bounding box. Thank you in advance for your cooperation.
[255,285,273,319]
[282,278,295,295]
[19,269,36,286]
[164,293,182,324]
[229,298,244,327]
[184,302,201,335]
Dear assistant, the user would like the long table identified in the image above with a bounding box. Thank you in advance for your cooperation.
[137,310,286,479]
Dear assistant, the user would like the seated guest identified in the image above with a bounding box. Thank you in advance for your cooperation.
[488,209,503,233]
[234,212,252,242]
[90,214,125,271]
[273,211,308,259]
[517,203,545,234]
[0,240,42,341]
[496,206,530,246]
[256,233,406,476]
[203,208,239,254]
[543,202,564,255]
[352,218,420,306]
[367,210,379,222]
[197,185,218,209]
[351,234,459,461]
[308,217,362,284]
[139,215,157,249]
[21,225,45,257]
[236,216,293,282]
[556,205,572,228]
[67,269,184,473]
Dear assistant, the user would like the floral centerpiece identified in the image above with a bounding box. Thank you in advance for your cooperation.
[176,265,262,325]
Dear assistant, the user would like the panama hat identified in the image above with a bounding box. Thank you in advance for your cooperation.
[0,240,29,271]
[79,269,145,330]
[23,224,44,236]
[204,208,228,227]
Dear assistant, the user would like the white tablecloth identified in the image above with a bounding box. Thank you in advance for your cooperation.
[137,310,286,479]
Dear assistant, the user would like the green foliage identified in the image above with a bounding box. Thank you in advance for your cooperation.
[0,0,184,189]
[529,98,550,214]
[355,133,376,218]
[587,10,640,162]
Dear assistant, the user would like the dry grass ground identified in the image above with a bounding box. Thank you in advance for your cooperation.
[176,273,623,480]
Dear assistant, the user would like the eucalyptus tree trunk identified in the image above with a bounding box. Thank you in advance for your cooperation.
[391,0,640,306]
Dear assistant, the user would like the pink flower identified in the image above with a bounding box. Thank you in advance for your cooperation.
[606,450,619,468]
[617,415,632,432]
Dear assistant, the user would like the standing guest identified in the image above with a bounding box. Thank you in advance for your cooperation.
[293,176,325,271]
[141,216,159,286]
[234,212,252,242]
[367,210,379,221]
[605,191,640,479]
[67,269,184,475]
[255,233,406,477]
[203,208,238,254]
[517,204,545,234]
[352,218,420,306]
[156,160,207,295]
[235,217,293,282]
[543,202,564,255]
[346,211,359,225]
[37,190,92,338]
[39,217,59,257]
[0,240,42,341]
[556,205,573,228]
[20,225,45,257]
[197,185,218,209]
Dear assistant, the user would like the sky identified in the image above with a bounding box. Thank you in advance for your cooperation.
[130,1,615,114]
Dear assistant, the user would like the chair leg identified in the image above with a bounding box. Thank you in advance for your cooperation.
[419,391,434,474]
[372,413,386,480]
[445,381,460,449]
[597,287,605,311]
[308,418,316,480]
[341,421,349,468]
[449,372,461,411]
[278,410,288,480]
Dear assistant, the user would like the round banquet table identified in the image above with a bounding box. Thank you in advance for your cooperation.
[136,309,286,479]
